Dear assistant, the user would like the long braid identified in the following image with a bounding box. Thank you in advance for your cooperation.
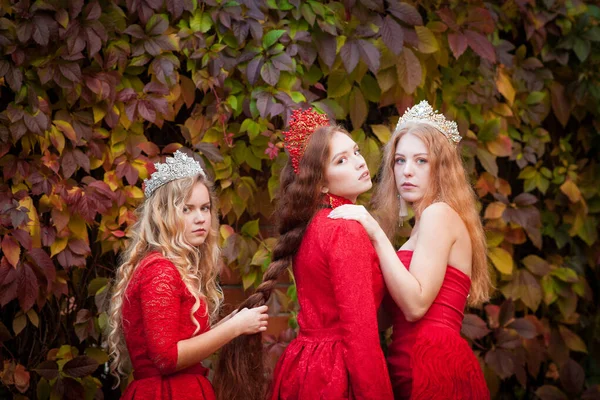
[213,127,336,400]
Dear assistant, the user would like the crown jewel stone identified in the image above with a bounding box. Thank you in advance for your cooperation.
[395,100,461,144]
[143,150,206,197]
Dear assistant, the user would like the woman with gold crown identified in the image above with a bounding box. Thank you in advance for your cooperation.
[106,150,269,399]
[329,101,491,399]
[214,109,394,400]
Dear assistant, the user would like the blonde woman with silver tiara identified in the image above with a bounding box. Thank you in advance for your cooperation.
[330,101,491,399]
[107,151,269,399]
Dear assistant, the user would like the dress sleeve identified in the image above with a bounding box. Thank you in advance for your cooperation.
[138,258,183,375]
[327,221,394,399]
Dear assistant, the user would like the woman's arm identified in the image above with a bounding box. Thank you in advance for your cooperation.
[139,261,268,374]
[329,203,455,321]
[176,306,268,371]
[327,220,393,399]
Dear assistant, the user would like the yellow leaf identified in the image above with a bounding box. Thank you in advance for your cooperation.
[559,325,587,353]
[13,312,27,336]
[486,134,513,157]
[19,196,41,248]
[68,217,88,241]
[496,68,515,106]
[489,247,514,275]
[415,26,439,54]
[220,225,235,240]
[26,309,39,328]
[484,202,506,219]
[560,179,581,203]
[132,159,150,180]
[48,126,65,155]
[371,124,391,144]
[50,237,68,258]
[53,120,77,142]
[92,106,106,124]
[493,103,513,117]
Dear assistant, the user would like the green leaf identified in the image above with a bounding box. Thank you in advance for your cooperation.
[526,91,546,105]
[573,38,590,61]
[263,29,286,49]
[327,70,352,98]
[550,267,578,283]
[242,269,257,290]
[241,219,260,237]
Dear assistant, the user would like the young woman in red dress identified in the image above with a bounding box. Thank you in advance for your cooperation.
[214,109,393,400]
[330,101,491,399]
[107,150,269,400]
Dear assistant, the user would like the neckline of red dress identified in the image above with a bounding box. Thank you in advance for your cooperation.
[323,193,353,209]
[397,249,471,282]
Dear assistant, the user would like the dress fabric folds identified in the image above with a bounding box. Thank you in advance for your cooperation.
[386,250,489,400]
[120,252,216,400]
[270,202,393,400]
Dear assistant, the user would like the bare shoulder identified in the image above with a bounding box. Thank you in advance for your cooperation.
[420,202,459,222]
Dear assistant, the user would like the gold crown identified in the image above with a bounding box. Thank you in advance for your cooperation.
[395,100,461,144]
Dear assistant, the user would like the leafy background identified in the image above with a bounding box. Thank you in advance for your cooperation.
[0,0,599,399]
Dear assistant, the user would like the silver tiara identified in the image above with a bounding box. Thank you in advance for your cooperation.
[144,150,206,197]
[395,100,461,144]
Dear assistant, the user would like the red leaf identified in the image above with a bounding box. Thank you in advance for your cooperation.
[514,192,538,206]
[315,32,336,68]
[508,318,538,339]
[484,348,515,379]
[68,239,91,256]
[2,235,21,267]
[61,150,77,179]
[396,47,422,94]
[0,257,17,285]
[357,39,380,73]
[340,39,359,73]
[137,100,156,123]
[58,63,82,82]
[260,61,280,86]
[28,248,55,291]
[448,32,468,59]
[461,313,490,340]
[11,229,31,251]
[437,8,459,31]
[73,149,90,173]
[17,262,38,311]
[0,278,18,306]
[62,356,99,378]
[388,1,423,26]
[560,359,585,394]
[551,82,571,127]
[381,16,404,56]
[466,7,495,34]
[536,385,568,400]
[465,30,496,62]
[35,360,59,380]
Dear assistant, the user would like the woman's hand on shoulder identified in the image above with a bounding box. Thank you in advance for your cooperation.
[230,305,269,336]
[327,204,384,241]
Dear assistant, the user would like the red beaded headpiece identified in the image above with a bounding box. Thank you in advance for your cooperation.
[283,108,330,174]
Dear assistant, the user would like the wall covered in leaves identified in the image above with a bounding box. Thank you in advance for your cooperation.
[0,0,599,398]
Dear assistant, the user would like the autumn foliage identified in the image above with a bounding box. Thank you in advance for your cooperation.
[0,0,599,399]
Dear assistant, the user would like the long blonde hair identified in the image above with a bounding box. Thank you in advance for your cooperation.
[107,174,222,384]
[372,122,490,306]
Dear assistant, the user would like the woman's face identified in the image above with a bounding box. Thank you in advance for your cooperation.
[182,182,212,246]
[323,131,372,203]
[394,132,431,204]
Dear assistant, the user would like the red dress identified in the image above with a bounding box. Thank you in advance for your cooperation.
[121,252,216,400]
[270,200,394,400]
[386,250,489,400]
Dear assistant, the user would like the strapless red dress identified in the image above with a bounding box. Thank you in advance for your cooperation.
[386,250,489,400]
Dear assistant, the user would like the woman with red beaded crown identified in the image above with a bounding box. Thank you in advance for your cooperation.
[107,150,269,399]
[329,100,491,399]
[213,109,393,400]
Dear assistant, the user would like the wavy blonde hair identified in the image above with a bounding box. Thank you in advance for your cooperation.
[372,122,490,306]
[107,174,222,385]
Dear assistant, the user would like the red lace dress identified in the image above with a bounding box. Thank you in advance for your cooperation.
[386,250,489,400]
[120,252,216,400]
[270,198,394,400]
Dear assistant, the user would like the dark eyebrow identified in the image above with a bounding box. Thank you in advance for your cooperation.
[331,144,359,162]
